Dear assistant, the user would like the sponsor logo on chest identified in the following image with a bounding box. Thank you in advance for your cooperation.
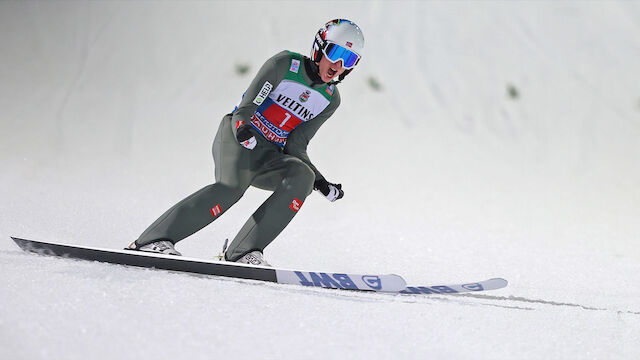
[266,80,331,122]
[299,90,311,103]
[274,93,314,120]
[253,81,273,106]
[289,59,300,73]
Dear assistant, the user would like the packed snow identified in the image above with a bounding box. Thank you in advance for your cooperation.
[1,1,639,359]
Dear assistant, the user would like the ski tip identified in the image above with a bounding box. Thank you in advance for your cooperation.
[488,278,509,286]
[384,274,408,292]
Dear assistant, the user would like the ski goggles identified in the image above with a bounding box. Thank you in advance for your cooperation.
[322,42,361,69]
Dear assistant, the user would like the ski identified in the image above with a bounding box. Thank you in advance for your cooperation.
[11,237,508,294]
[400,278,509,295]
[11,237,405,292]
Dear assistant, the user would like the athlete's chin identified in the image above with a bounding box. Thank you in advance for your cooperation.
[321,74,336,83]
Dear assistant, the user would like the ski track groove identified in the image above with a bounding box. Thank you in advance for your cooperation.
[453,293,640,315]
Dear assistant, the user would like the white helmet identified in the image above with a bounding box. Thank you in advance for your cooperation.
[311,19,364,81]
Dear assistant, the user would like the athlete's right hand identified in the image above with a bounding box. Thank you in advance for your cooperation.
[235,121,257,150]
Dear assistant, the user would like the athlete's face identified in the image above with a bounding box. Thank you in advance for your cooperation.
[318,55,347,83]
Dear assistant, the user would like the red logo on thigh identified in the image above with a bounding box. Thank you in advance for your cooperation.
[289,198,302,212]
[210,204,222,217]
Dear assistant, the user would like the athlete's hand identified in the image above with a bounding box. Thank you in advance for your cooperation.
[235,121,257,150]
[314,179,344,202]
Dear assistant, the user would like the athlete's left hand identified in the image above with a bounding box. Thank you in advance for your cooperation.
[314,179,344,202]
[236,123,257,150]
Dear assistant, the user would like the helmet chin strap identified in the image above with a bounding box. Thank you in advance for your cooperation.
[334,68,352,84]
[304,57,324,86]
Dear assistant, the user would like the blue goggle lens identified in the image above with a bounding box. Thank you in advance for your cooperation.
[323,43,360,69]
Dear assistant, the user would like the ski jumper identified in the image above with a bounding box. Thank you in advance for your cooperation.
[134,51,341,261]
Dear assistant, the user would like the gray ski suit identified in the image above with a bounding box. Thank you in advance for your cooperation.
[134,51,341,261]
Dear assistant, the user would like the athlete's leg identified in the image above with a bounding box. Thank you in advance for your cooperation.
[135,115,252,247]
[134,183,248,246]
[224,156,315,261]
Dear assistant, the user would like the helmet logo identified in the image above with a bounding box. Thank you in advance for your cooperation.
[299,90,311,103]
[346,42,353,48]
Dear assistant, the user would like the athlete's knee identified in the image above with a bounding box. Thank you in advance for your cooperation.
[194,183,246,208]
[283,160,315,194]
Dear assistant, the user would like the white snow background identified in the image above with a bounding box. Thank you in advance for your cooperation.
[1,1,639,359]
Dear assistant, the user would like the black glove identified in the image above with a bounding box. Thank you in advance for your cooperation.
[314,179,344,202]
[235,121,257,150]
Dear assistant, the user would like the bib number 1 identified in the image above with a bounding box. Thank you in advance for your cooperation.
[279,112,291,127]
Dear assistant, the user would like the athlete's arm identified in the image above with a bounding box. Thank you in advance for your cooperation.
[283,89,341,181]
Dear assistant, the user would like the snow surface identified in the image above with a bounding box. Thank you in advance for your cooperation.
[1,1,640,359]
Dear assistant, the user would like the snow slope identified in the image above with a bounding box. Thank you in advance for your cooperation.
[1,1,639,359]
